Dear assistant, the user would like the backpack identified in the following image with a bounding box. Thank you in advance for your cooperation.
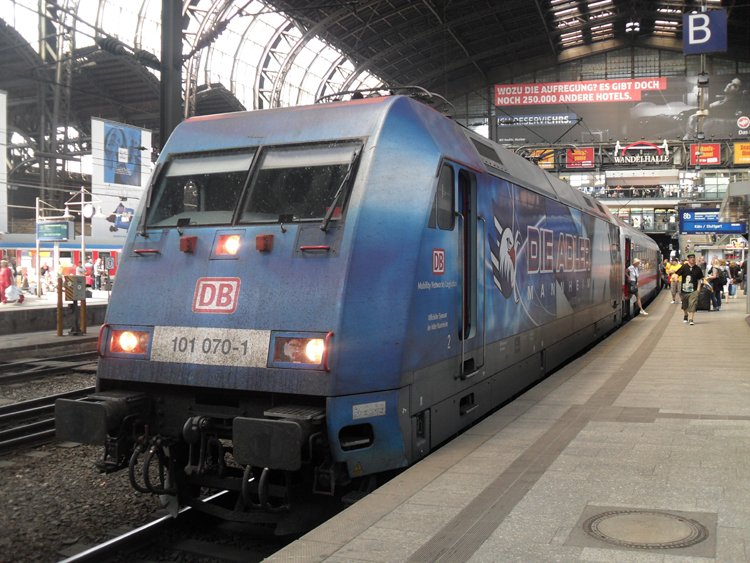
[715,268,726,285]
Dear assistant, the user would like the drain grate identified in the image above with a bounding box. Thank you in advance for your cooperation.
[583,509,709,550]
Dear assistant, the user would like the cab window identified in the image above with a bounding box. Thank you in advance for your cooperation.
[145,151,254,227]
[429,164,455,230]
[240,143,361,224]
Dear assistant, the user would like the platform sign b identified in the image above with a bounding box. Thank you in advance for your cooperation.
[683,10,727,54]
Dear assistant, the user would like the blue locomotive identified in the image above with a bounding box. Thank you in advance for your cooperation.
[57,93,659,525]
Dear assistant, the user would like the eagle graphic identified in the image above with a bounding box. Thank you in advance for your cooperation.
[491,216,521,303]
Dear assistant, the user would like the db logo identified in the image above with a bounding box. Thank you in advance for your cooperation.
[432,248,445,275]
[738,116,750,130]
[193,277,241,314]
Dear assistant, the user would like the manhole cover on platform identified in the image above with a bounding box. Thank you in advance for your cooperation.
[583,509,709,550]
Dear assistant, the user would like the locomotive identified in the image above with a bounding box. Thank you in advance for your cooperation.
[57,92,659,527]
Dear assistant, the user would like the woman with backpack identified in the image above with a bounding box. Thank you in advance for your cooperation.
[707,258,726,311]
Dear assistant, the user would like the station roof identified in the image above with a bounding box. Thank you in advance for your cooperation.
[266,0,750,98]
[1,0,748,147]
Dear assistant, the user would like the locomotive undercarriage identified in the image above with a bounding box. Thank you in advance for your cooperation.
[56,383,352,525]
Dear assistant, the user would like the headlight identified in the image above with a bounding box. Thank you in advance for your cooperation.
[270,332,332,371]
[110,329,150,355]
[304,339,325,363]
[216,234,241,255]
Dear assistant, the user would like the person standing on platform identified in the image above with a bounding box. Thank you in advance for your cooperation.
[0,260,13,305]
[674,253,704,324]
[93,258,102,290]
[706,258,725,311]
[729,260,740,299]
[666,256,682,303]
[627,258,648,316]
[659,259,669,289]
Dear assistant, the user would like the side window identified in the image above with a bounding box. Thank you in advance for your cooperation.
[429,164,454,230]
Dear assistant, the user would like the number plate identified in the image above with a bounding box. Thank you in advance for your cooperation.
[151,326,270,367]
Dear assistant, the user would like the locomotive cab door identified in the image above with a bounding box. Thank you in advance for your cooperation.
[457,167,485,378]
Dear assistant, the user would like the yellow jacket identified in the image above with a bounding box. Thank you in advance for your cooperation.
[666,262,682,281]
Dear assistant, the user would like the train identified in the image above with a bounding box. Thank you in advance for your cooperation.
[56,92,659,529]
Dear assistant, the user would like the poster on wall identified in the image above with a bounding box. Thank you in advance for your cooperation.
[734,142,750,165]
[0,90,7,233]
[566,147,595,168]
[494,74,750,144]
[690,143,722,165]
[91,118,152,239]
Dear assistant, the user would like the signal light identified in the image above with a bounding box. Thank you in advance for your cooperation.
[110,330,150,355]
[216,234,241,255]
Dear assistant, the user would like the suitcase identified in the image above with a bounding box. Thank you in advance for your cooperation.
[696,286,712,311]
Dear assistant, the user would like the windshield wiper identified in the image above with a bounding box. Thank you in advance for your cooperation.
[320,148,362,232]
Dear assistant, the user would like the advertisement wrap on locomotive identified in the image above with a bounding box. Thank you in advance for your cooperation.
[56,93,659,529]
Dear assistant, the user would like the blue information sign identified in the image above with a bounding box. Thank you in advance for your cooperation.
[36,221,70,242]
[679,209,744,234]
[683,10,727,55]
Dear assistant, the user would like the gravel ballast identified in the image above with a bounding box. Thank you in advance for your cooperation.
[1,373,160,562]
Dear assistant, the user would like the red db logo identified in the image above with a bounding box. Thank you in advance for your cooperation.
[432,249,445,275]
[193,277,241,314]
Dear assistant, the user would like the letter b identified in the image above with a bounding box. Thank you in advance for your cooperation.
[688,14,710,44]
[216,283,234,307]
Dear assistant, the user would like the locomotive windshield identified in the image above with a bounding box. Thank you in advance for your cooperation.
[240,143,360,224]
[145,151,255,227]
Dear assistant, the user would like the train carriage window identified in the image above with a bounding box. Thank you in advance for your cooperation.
[145,152,254,227]
[428,164,454,230]
[240,143,361,224]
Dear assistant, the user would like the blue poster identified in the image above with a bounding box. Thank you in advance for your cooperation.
[103,122,142,186]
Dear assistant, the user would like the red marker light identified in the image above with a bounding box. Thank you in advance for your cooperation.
[256,234,274,252]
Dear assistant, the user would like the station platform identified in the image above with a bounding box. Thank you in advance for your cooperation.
[271,291,750,562]
[0,290,107,358]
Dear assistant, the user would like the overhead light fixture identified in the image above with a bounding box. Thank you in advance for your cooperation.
[625,20,640,33]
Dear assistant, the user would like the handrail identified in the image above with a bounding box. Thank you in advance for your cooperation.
[478,215,487,371]
[456,211,466,379]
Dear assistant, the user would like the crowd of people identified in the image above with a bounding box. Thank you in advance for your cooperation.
[0,256,110,305]
[657,253,746,325]
[579,184,717,200]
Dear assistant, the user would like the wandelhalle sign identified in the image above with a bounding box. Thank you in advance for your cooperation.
[608,140,673,166]
[494,74,749,145]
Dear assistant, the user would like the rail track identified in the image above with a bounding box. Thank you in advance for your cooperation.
[58,491,287,562]
[0,387,95,451]
[0,351,98,384]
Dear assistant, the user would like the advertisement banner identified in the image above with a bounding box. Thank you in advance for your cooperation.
[91,118,152,239]
[690,143,722,166]
[566,147,595,168]
[494,74,750,144]
[529,149,555,169]
[734,142,750,165]
[0,90,6,233]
